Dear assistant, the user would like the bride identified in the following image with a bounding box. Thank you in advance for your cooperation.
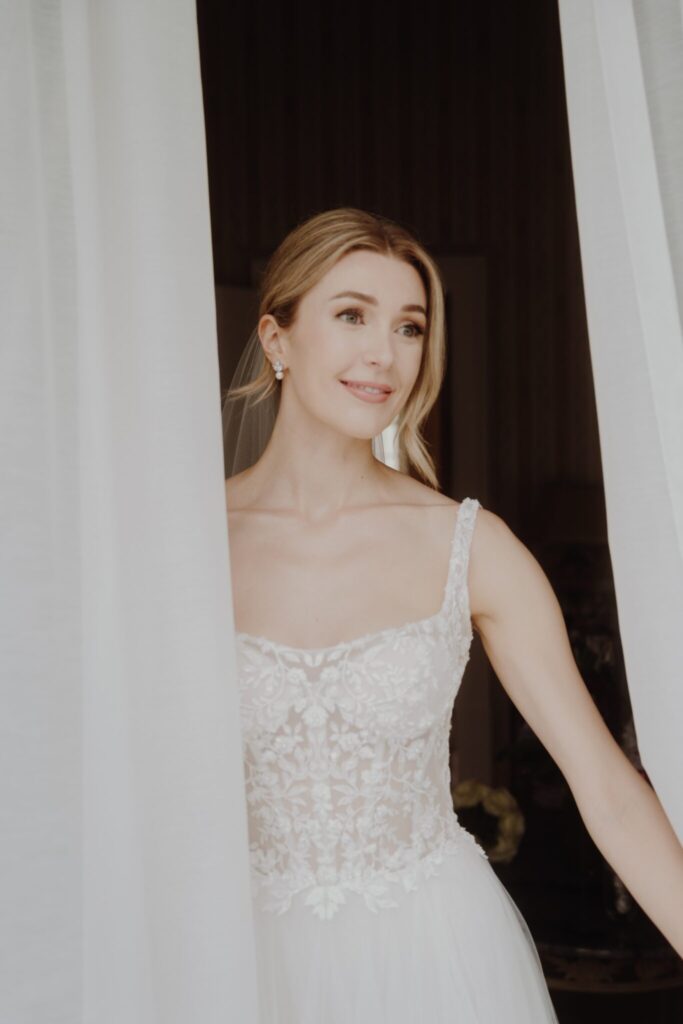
[224,207,683,1022]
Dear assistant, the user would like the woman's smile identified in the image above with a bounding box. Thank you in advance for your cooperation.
[340,379,394,403]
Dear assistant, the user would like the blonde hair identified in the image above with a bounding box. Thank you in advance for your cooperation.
[226,207,447,490]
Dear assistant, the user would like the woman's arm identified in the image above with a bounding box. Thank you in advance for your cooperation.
[469,508,683,957]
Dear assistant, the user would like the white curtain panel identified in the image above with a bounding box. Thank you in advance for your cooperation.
[557,0,683,839]
[1,2,259,1022]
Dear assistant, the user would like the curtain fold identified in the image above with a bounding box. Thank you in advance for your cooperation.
[1,2,259,1021]
[557,0,683,839]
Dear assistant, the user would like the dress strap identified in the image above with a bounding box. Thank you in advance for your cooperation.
[443,497,480,619]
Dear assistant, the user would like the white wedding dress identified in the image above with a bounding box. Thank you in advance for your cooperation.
[236,497,559,1023]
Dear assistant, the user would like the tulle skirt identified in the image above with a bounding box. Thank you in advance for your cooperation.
[251,838,559,1023]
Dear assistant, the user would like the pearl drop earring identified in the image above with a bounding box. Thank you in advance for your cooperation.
[274,359,285,380]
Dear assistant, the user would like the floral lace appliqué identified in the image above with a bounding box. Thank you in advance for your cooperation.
[237,498,487,920]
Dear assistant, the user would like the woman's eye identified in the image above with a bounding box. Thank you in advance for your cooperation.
[337,308,363,324]
[336,308,424,338]
[401,322,425,338]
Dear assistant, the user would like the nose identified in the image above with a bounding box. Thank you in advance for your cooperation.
[362,328,394,369]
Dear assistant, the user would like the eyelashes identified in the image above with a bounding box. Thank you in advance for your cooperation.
[336,307,425,338]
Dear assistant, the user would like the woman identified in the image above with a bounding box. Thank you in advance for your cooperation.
[224,208,683,1022]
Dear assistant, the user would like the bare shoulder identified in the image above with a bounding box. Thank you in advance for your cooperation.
[376,464,456,509]
[469,504,555,628]
[371,470,469,553]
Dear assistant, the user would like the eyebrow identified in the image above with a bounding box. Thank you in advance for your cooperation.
[328,290,427,317]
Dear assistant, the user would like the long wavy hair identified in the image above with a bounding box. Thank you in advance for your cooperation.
[225,207,447,490]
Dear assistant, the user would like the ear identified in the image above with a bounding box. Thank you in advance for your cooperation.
[258,314,289,366]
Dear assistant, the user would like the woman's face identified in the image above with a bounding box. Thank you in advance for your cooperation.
[266,249,427,441]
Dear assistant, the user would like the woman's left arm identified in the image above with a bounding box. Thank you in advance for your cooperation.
[469,507,683,957]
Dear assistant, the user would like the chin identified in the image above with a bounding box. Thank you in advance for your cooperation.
[320,414,390,444]
[310,390,400,440]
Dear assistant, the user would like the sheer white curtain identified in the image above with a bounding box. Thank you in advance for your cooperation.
[557,0,683,839]
[1,2,259,1021]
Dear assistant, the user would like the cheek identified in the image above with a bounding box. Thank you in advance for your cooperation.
[294,345,346,405]
[302,329,346,372]
[399,347,424,390]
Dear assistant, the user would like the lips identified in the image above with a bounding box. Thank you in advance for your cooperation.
[340,380,393,394]
[340,380,394,404]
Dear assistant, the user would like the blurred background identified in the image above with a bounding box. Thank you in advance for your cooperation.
[196,1,683,1019]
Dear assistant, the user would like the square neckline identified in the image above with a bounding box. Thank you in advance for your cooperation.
[235,497,475,656]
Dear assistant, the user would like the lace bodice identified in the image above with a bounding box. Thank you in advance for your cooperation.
[236,497,487,920]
